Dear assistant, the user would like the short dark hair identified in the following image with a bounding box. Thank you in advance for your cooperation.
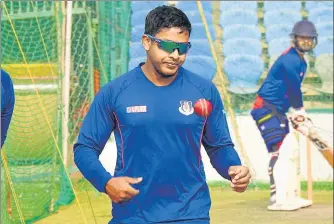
[144,5,192,36]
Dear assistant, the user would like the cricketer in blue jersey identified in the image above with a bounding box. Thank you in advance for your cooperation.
[251,20,318,211]
[1,69,15,148]
[74,5,251,224]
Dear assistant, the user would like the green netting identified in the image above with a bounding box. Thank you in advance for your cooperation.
[68,8,94,143]
[68,1,131,141]
[1,2,73,223]
[1,1,132,223]
[98,1,131,86]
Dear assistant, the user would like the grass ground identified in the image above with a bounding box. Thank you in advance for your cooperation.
[35,187,333,224]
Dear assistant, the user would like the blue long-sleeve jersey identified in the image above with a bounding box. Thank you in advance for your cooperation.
[74,64,241,224]
[1,69,15,148]
[258,47,307,113]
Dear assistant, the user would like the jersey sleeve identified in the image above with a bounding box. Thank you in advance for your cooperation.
[202,84,241,180]
[1,74,15,148]
[73,84,115,193]
[282,60,304,109]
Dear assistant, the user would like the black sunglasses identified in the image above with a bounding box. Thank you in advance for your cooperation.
[145,34,191,55]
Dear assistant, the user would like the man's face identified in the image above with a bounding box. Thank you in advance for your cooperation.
[142,27,190,78]
[296,35,316,52]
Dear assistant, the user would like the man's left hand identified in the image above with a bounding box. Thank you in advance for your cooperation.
[228,166,251,193]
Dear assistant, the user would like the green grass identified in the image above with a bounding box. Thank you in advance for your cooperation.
[208,181,334,191]
[34,185,333,224]
[1,181,60,224]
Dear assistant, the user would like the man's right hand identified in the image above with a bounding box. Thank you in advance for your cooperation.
[105,177,143,203]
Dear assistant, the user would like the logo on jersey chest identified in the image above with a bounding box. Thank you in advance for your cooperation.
[179,100,194,116]
[126,105,147,113]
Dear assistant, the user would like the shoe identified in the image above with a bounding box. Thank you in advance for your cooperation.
[293,197,313,208]
[267,202,300,211]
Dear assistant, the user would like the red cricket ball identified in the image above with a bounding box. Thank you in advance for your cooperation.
[194,99,213,117]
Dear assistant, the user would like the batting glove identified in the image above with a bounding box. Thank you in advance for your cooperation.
[289,108,313,136]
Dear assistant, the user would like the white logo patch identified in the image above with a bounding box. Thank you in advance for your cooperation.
[126,106,147,113]
[179,100,194,116]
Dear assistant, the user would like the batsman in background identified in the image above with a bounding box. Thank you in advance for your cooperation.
[251,20,318,211]
[74,5,251,224]
[1,69,15,149]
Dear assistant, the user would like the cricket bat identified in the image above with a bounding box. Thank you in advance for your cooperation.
[307,126,333,168]
[291,118,333,168]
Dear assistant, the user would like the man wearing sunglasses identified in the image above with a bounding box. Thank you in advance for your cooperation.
[250,20,318,211]
[74,5,250,224]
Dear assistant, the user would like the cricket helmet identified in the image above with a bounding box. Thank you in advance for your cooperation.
[290,20,318,53]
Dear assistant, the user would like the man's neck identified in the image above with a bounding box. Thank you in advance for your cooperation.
[293,46,305,61]
[141,62,177,86]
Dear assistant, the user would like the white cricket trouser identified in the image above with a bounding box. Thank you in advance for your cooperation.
[273,129,300,204]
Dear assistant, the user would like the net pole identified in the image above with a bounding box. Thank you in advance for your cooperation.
[48,1,63,213]
[294,132,301,197]
[306,138,313,201]
[62,0,73,167]
[87,8,95,100]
